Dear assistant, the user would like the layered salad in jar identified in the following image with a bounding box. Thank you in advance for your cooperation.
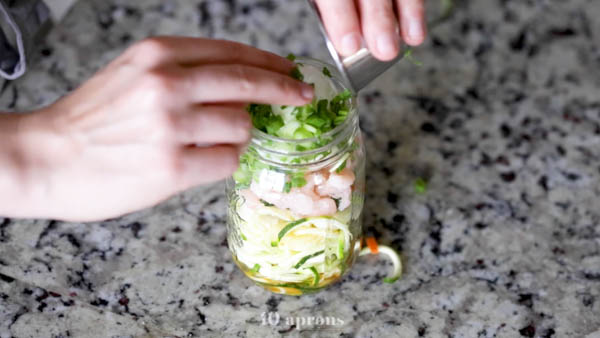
[227,57,365,295]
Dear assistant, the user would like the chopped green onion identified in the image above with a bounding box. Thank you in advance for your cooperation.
[403,49,423,66]
[293,127,314,139]
[251,263,261,273]
[290,172,307,188]
[265,116,284,134]
[294,250,325,269]
[322,67,332,78]
[260,199,274,207]
[306,115,327,128]
[283,182,291,193]
[303,124,318,133]
[309,267,320,286]
[334,154,349,173]
[286,53,296,61]
[290,66,304,81]
[414,178,428,194]
[240,233,247,241]
[334,116,346,126]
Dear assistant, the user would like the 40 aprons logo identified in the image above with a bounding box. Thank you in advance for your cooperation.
[261,312,345,331]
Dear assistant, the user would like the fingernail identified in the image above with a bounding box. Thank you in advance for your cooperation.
[377,33,399,58]
[407,19,424,42]
[301,84,314,100]
[341,33,361,55]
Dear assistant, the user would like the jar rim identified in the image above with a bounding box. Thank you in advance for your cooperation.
[249,57,358,158]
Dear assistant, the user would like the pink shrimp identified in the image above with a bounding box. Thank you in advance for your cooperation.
[315,168,355,210]
[250,174,337,216]
[239,189,261,209]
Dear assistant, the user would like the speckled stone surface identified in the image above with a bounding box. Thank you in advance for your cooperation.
[1,0,600,337]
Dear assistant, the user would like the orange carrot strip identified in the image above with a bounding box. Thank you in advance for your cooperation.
[366,237,379,254]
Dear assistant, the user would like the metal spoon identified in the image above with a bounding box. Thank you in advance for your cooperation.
[306,0,404,93]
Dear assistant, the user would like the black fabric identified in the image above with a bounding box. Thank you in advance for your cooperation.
[0,0,51,80]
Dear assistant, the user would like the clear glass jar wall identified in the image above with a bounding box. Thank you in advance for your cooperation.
[225,58,366,295]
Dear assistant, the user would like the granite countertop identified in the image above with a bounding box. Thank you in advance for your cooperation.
[1,0,600,337]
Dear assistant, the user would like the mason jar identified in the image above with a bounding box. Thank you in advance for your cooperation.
[225,58,366,295]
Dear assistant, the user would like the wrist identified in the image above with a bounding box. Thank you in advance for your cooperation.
[0,108,74,218]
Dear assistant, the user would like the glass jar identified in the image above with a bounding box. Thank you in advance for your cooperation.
[225,58,365,295]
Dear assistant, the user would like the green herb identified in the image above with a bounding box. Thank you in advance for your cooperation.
[295,144,308,151]
[271,241,278,247]
[286,53,296,61]
[290,172,307,188]
[414,178,428,194]
[383,277,399,284]
[322,67,332,78]
[251,263,261,273]
[306,115,327,128]
[403,49,423,66]
[276,218,308,243]
[232,149,269,188]
[294,250,325,269]
[265,116,284,134]
[248,104,283,133]
[334,156,348,173]
[309,267,320,286]
[260,199,274,207]
[290,66,304,81]
[334,116,346,126]
[293,127,313,139]
[283,182,291,193]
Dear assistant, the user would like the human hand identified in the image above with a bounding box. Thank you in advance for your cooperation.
[15,37,314,221]
[314,0,426,61]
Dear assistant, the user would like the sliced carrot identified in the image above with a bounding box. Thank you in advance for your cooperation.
[366,237,379,254]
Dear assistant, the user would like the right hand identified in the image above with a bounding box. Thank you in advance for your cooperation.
[315,0,426,61]
[17,37,314,221]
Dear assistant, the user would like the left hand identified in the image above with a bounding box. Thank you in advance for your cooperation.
[315,0,426,61]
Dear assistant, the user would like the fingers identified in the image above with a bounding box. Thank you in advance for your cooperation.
[396,0,426,46]
[315,0,362,56]
[177,64,314,105]
[358,0,400,61]
[178,145,240,187]
[173,105,251,145]
[129,36,295,75]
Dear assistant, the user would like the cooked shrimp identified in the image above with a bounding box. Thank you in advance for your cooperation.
[316,168,354,196]
[314,168,355,210]
[239,189,261,209]
[250,176,337,217]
